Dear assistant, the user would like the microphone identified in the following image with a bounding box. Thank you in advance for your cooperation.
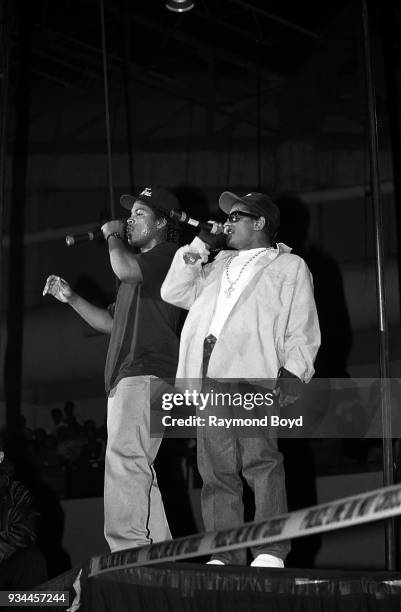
[170,209,224,234]
[65,228,103,247]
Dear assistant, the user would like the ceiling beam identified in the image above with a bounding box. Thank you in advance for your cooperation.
[84,0,281,86]
[227,0,322,42]
[31,25,278,135]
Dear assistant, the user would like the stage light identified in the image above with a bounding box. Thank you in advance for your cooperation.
[166,0,194,13]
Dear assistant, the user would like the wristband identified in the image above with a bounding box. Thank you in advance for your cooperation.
[106,232,122,242]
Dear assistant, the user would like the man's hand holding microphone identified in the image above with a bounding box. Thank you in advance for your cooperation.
[45,219,125,301]
[101,219,125,243]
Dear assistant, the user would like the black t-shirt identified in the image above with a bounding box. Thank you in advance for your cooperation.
[104,242,181,395]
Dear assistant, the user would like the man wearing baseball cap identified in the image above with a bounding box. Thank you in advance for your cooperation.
[43,186,182,552]
[161,190,320,567]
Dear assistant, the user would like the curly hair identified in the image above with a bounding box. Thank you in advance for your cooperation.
[152,208,181,244]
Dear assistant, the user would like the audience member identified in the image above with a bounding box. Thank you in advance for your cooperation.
[0,448,47,589]
[49,408,67,442]
[16,415,34,441]
[62,401,82,439]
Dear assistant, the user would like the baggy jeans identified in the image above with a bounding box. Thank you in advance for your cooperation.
[104,375,171,552]
[198,335,290,564]
[197,411,290,564]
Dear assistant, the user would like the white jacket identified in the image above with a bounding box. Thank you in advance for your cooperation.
[161,243,320,384]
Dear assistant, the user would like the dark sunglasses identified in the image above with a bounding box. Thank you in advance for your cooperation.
[226,210,260,223]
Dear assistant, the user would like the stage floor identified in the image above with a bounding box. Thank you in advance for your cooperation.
[78,562,401,611]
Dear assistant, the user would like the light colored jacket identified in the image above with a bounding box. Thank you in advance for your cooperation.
[161,243,320,384]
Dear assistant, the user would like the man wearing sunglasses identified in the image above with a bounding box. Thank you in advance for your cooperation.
[161,191,320,568]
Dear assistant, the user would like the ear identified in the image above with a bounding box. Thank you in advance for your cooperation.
[157,217,167,230]
[254,216,266,231]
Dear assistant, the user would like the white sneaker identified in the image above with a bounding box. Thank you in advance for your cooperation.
[251,554,284,568]
[206,560,225,565]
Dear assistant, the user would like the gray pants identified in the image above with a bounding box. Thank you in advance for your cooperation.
[197,378,290,565]
[104,376,171,552]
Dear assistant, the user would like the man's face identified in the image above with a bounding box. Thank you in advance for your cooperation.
[223,203,261,250]
[126,201,164,247]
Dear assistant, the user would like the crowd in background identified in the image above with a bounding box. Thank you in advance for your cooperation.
[14,401,106,499]
[0,400,199,588]
[0,397,386,583]
[12,397,385,503]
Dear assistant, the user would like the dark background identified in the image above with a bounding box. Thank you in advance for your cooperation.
[0,0,400,573]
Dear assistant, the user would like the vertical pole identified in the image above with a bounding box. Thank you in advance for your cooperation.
[120,5,135,194]
[380,2,401,338]
[4,0,31,431]
[0,0,10,310]
[256,52,261,190]
[0,0,10,431]
[100,0,116,220]
[361,0,395,569]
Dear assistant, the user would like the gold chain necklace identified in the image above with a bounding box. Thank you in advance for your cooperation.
[224,248,269,297]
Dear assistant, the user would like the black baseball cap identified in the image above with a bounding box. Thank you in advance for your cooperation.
[219,191,280,235]
[120,186,180,217]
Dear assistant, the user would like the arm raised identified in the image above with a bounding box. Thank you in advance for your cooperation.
[101,220,143,283]
[161,238,210,310]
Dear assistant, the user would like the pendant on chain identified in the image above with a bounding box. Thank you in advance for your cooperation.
[225,283,235,298]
